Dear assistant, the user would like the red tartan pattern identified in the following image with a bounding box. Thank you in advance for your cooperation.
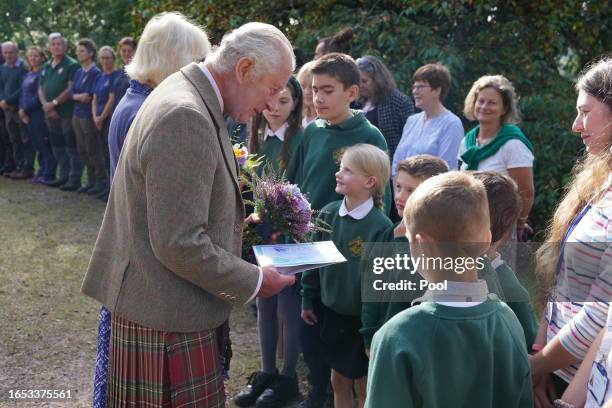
[107,314,225,407]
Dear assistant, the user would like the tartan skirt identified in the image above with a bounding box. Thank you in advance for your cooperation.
[107,314,225,408]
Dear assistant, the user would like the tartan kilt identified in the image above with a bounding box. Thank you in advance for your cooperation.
[107,314,225,408]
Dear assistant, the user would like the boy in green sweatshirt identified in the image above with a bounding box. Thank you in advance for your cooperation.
[474,171,538,350]
[284,53,390,213]
[365,171,533,408]
[286,52,390,408]
[360,154,448,350]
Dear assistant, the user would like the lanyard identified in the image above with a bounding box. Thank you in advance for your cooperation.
[555,204,592,277]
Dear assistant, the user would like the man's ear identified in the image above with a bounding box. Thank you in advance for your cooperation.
[347,84,359,102]
[235,57,254,84]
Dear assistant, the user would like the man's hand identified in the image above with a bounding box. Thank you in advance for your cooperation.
[257,265,295,298]
[46,110,60,120]
[0,100,7,110]
[301,309,318,325]
[94,116,104,130]
[42,101,55,112]
[244,213,261,224]
[18,109,29,124]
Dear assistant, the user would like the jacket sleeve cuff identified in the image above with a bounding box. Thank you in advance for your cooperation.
[245,267,263,304]
[302,296,314,311]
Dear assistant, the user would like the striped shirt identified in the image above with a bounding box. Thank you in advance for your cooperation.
[546,182,612,383]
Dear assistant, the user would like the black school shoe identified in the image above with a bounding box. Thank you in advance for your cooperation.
[256,374,300,408]
[234,371,277,407]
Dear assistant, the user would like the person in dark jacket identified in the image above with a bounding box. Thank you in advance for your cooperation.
[355,55,414,160]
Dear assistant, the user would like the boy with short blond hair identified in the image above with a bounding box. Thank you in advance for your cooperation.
[360,154,448,349]
[365,172,533,408]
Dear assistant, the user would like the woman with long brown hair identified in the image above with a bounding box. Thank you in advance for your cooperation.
[530,57,612,407]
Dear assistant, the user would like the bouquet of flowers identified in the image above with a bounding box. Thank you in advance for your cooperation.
[233,145,328,254]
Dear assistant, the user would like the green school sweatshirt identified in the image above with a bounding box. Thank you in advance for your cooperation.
[301,200,392,316]
[366,296,533,408]
[285,111,392,212]
[256,128,303,176]
[360,222,420,348]
[495,260,538,349]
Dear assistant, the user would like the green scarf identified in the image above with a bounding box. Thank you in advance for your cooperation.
[460,124,534,170]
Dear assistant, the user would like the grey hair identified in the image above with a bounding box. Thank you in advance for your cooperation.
[48,32,67,47]
[125,12,211,87]
[98,45,116,60]
[207,22,295,79]
[1,41,18,52]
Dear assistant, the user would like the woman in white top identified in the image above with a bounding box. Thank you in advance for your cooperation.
[458,75,535,241]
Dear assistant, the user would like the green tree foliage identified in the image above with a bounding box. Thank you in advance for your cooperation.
[0,0,136,50]
[2,0,610,234]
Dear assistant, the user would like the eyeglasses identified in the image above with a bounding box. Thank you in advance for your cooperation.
[412,85,431,92]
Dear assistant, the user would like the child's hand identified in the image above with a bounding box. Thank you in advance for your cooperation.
[244,213,262,224]
[301,309,318,325]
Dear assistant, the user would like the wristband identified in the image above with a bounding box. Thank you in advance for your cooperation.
[52,99,59,106]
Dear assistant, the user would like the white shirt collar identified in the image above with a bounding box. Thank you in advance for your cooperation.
[302,117,316,129]
[198,63,224,113]
[490,252,504,269]
[338,197,374,220]
[264,123,289,142]
[413,279,489,307]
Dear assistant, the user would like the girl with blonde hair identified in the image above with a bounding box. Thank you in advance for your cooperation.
[301,144,392,408]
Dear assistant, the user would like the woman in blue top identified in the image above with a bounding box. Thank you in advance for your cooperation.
[392,63,464,176]
[92,13,212,408]
[91,46,120,200]
[18,46,56,183]
[71,39,101,193]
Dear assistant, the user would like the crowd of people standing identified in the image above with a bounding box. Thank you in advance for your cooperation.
[0,34,136,201]
[2,11,611,408]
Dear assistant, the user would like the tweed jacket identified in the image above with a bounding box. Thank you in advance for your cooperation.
[81,63,260,332]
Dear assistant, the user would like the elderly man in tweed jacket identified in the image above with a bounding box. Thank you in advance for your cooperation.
[81,22,296,407]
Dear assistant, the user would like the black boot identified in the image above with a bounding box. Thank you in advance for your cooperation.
[88,176,109,196]
[79,169,95,193]
[256,374,299,408]
[234,371,277,407]
[297,386,328,408]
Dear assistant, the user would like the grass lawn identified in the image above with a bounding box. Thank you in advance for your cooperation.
[0,176,307,407]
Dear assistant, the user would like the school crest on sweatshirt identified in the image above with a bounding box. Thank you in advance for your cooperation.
[333,147,347,165]
[348,236,364,257]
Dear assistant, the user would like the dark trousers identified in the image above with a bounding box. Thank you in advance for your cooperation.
[0,109,13,170]
[97,118,111,179]
[28,109,57,180]
[5,110,35,171]
[74,116,105,185]
[300,298,331,400]
[45,114,82,183]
